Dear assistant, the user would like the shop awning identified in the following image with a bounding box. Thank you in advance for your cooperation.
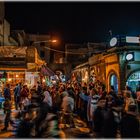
[41,66,55,76]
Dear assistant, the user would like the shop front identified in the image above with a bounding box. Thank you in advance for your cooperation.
[0,46,46,89]
[7,71,25,84]
[25,72,40,89]
[124,50,140,92]
[126,71,140,92]
[72,62,89,85]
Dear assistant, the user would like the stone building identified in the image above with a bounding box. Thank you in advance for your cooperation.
[0,46,45,88]
[67,43,106,81]
[72,43,140,93]
[27,34,51,64]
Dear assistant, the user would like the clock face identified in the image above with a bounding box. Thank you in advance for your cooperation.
[110,37,117,47]
[126,53,133,61]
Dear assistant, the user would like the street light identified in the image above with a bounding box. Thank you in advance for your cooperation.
[32,39,58,64]
[32,39,57,45]
[51,39,57,43]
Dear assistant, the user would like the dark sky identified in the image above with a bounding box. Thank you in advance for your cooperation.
[4,2,140,44]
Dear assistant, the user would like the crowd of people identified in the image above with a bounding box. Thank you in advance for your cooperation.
[0,79,140,138]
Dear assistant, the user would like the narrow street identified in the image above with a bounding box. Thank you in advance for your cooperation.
[0,110,92,138]
[0,98,92,138]
[0,93,140,138]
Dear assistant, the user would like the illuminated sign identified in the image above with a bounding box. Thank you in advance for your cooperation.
[109,37,118,47]
[109,36,140,47]
[126,36,140,43]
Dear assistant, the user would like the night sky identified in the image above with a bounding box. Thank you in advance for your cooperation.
[4,2,140,44]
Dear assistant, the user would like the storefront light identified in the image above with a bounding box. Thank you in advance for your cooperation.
[8,78,12,82]
[42,79,45,83]
[16,74,19,78]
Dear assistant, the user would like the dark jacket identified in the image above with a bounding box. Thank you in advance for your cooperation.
[93,106,104,133]
[120,112,140,138]
[4,87,11,100]
[101,108,118,138]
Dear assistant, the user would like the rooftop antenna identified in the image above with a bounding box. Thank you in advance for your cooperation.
[109,30,113,37]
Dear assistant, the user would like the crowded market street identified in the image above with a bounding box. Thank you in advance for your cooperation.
[0,91,91,138]
[0,81,140,138]
[0,95,91,138]
[1,1,140,139]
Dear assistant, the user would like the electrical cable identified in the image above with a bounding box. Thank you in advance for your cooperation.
[44,46,88,55]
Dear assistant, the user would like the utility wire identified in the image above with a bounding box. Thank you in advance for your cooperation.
[33,40,102,55]
[33,41,88,54]
[44,46,88,55]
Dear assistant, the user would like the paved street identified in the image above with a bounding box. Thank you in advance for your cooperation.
[0,99,92,138]
[0,98,18,138]
[0,95,139,138]
[0,110,92,138]
[59,116,91,138]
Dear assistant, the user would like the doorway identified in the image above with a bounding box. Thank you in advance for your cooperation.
[110,74,118,93]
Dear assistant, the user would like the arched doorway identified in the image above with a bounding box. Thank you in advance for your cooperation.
[127,71,140,92]
[110,74,118,93]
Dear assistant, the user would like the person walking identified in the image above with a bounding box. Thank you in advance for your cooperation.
[120,104,140,138]
[14,83,22,110]
[1,98,14,131]
[124,91,136,113]
[20,85,29,110]
[43,86,52,108]
[79,87,99,131]
[61,90,75,127]
[3,83,11,101]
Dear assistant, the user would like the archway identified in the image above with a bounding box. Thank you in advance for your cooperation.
[110,74,118,93]
[127,71,140,92]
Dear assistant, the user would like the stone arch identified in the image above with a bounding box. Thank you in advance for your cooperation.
[107,69,119,93]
